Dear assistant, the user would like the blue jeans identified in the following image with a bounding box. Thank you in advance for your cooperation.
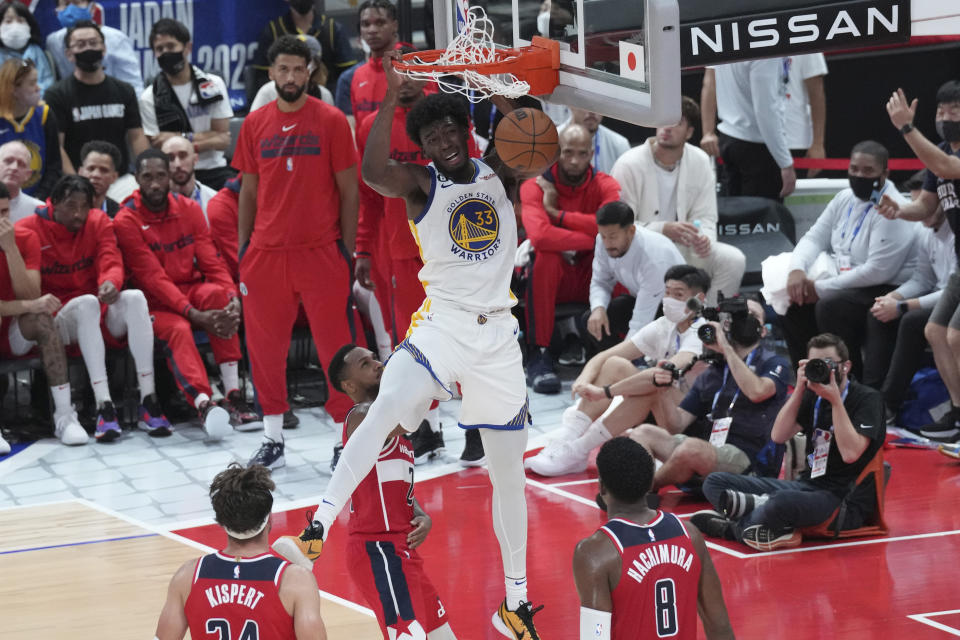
[702,473,841,538]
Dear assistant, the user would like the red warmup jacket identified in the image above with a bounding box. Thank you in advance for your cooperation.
[351,55,390,129]
[206,179,241,283]
[114,191,237,316]
[16,203,124,304]
[355,105,481,262]
[519,165,621,253]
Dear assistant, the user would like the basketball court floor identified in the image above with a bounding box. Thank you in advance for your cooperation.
[2,384,959,638]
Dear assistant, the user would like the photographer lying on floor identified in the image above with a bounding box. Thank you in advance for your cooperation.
[630,296,791,499]
[692,333,886,552]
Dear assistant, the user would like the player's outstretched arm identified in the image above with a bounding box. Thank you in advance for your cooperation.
[573,534,616,640]
[282,564,328,640]
[689,524,735,639]
[154,558,194,640]
[361,50,429,202]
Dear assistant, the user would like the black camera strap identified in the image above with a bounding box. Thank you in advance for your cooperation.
[710,348,759,418]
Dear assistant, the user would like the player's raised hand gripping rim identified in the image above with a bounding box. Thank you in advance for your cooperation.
[383,49,404,93]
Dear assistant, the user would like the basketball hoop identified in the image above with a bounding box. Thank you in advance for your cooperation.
[392,6,560,101]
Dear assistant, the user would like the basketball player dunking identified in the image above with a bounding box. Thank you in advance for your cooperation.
[273,50,543,639]
[573,438,734,640]
[328,343,456,640]
[154,464,325,640]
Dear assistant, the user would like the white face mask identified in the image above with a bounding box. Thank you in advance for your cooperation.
[1,22,31,51]
[662,296,689,324]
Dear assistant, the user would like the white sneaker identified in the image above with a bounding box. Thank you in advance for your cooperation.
[558,406,593,439]
[0,433,10,455]
[525,441,588,476]
[55,411,89,446]
[200,401,231,441]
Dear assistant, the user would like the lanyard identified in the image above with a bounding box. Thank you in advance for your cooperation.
[99,198,108,213]
[191,184,202,205]
[813,380,850,428]
[594,130,600,167]
[710,349,759,415]
[840,201,871,251]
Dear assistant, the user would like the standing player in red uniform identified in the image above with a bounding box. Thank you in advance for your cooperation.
[326,343,457,639]
[115,149,257,440]
[348,0,401,128]
[235,36,359,470]
[154,463,326,640]
[17,175,171,440]
[573,437,734,640]
[206,175,241,284]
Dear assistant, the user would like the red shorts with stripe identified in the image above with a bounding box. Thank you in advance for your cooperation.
[346,535,449,637]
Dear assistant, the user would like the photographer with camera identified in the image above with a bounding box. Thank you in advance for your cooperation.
[692,333,886,552]
[777,141,916,379]
[630,297,791,496]
[526,265,709,477]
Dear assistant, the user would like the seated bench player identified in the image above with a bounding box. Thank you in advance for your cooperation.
[526,265,709,476]
[0,181,87,445]
[328,344,457,640]
[630,297,791,496]
[114,149,258,439]
[17,174,171,440]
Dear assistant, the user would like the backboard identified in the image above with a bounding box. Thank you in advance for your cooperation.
[432,0,681,126]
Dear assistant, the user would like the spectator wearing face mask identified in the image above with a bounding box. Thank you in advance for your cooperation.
[46,1,144,96]
[0,58,67,200]
[0,1,55,93]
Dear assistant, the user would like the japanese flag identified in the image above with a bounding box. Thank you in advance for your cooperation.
[618,41,646,83]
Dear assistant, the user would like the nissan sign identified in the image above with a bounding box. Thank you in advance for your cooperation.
[680,0,910,68]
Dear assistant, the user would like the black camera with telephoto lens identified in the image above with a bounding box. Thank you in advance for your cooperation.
[696,295,761,347]
[804,358,838,385]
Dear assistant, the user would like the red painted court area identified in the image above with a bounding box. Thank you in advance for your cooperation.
[176,446,960,639]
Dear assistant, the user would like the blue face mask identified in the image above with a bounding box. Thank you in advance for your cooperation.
[58,5,93,29]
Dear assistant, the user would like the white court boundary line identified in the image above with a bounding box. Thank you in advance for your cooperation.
[907,609,960,636]
[0,498,377,620]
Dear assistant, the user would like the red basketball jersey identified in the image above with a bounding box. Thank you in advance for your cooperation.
[600,512,702,640]
[184,552,295,640]
[345,415,416,538]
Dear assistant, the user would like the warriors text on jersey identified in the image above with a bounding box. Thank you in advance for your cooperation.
[411,159,518,314]
[599,511,702,640]
[346,413,416,538]
[184,552,295,640]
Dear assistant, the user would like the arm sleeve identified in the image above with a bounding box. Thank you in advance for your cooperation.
[114,214,192,314]
[628,322,656,355]
[684,155,719,243]
[35,107,63,200]
[847,389,886,439]
[520,180,595,252]
[95,215,124,290]
[231,118,256,175]
[189,203,237,296]
[815,219,915,294]
[892,238,935,301]
[206,195,239,281]
[121,81,143,129]
[759,355,792,397]
[589,236,616,310]
[750,59,792,169]
[790,195,841,270]
[139,88,158,137]
[329,110,358,173]
[353,121,382,257]
[922,167,937,193]
[19,229,41,271]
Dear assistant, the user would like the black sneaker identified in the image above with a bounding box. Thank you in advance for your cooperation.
[919,407,960,442]
[409,419,445,465]
[271,510,325,569]
[331,442,343,472]
[557,335,586,367]
[741,524,801,551]
[248,437,285,470]
[283,409,300,429]
[690,509,737,540]
[493,599,543,640]
[719,489,769,519]
[94,401,121,442]
[221,390,262,431]
[460,428,486,467]
[526,348,561,395]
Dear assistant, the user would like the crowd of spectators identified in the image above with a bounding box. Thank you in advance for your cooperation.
[0,2,956,562]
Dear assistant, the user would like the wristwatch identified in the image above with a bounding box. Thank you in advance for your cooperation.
[899,122,915,136]
[898,301,909,315]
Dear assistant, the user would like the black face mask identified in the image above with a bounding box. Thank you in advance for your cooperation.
[74,48,103,72]
[158,50,186,75]
[936,120,960,143]
[848,174,881,202]
[290,0,314,14]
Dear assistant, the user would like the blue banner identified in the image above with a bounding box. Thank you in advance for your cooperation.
[33,0,290,110]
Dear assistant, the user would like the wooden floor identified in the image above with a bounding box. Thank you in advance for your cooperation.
[0,502,380,639]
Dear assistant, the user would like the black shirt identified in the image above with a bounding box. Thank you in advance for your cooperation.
[44,75,141,173]
[680,347,792,471]
[796,379,885,496]
[922,142,960,261]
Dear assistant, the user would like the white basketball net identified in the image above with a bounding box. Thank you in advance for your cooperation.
[395,6,530,102]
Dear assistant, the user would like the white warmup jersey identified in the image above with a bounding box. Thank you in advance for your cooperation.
[409,159,518,313]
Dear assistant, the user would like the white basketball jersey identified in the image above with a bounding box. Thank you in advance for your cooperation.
[409,159,518,313]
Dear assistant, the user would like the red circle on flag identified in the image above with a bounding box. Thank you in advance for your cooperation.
[627,51,636,71]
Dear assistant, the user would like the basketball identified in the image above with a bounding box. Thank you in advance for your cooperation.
[494,108,559,174]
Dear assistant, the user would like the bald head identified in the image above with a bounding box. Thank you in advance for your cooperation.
[559,124,592,149]
[556,124,593,187]
[161,135,197,191]
[0,141,34,194]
